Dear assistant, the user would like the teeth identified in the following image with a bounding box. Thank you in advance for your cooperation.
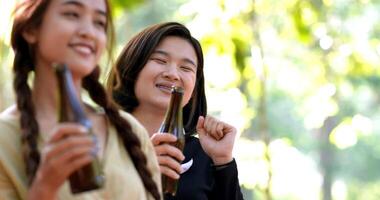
[73,45,92,54]
[156,84,172,91]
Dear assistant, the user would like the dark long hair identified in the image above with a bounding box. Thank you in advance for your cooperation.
[11,1,159,199]
[107,22,207,135]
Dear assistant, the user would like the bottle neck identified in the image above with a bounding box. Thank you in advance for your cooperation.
[159,90,183,134]
[56,64,92,129]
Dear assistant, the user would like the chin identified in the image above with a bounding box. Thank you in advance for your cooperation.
[68,63,97,76]
[156,100,171,110]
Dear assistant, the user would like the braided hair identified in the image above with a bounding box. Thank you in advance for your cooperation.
[83,67,160,199]
[11,1,160,199]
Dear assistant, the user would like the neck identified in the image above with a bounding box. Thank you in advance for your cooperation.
[132,106,166,137]
[32,64,83,129]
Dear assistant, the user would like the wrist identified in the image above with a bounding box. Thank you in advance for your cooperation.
[212,155,233,166]
[28,178,56,200]
[28,188,55,200]
[213,158,235,171]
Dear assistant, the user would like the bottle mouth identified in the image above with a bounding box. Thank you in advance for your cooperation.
[171,86,184,94]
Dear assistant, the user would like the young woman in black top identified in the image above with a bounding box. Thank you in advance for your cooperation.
[107,22,244,200]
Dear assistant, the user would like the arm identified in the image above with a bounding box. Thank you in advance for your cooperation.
[27,123,96,200]
[0,162,23,200]
[0,123,95,200]
[197,116,244,200]
[210,159,244,200]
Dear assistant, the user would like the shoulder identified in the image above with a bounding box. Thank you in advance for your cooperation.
[0,106,27,172]
[118,110,139,125]
[118,110,147,136]
[116,110,152,151]
[0,106,21,141]
[0,105,19,122]
[115,110,162,191]
[0,107,26,185]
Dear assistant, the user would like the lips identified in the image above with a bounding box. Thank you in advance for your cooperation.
[156,82,181,93]
[69,42,95,55]
[156,84,172,92]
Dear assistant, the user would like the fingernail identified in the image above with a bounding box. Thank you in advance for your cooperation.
[79,126,88,133]
[91,135,99,157]
[92,135,99,144]
[90,148,98,157]
[90,145,99,157]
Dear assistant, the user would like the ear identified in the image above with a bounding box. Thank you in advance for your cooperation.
[22,28,38,44]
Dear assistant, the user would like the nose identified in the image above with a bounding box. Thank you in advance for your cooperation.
[78,18,96,39]
[162,65,180,81]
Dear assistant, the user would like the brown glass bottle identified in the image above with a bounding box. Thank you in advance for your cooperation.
[54,64,105,194]
[158,86,186,196]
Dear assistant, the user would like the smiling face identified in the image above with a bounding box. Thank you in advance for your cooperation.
[23,0,107,79]
[134,36,198,112]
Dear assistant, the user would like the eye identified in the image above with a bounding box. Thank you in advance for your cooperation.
[151,57,167,64]
[180,65,195,73]
[63,11,80,19]
[94,19,107,30]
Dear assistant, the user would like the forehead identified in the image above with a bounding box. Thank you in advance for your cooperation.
[155,36,197,61]
[49,0,107,13]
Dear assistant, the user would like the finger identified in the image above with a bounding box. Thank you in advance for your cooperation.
[48,123,89,143]
[220,122,237,138]
[155,144,185,162]
[203,116,214,134]
[160,165,180,179]
[204,116,220,140]
[42,145,94,179]
[43,135,95,163]
[215,122,225,140]
[47,140,94,163]
[65,153,94,175]
[210,119,220,139]
[56,155,94,180]
[157,155,182,177]
[151,133,177,146]
[196,116,206,135]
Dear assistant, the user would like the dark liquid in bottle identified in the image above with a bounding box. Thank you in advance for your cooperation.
[161,132,185,195]
[55,64,105,194]
[159,86,185,196]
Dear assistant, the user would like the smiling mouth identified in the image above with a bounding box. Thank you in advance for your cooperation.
[69,44,95,55]
[156,84,173,92]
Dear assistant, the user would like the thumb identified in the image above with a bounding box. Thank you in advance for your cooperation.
[196,116,206,135]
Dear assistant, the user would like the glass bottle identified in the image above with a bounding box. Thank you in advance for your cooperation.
[54,63,105,194]
[158,86,186,196]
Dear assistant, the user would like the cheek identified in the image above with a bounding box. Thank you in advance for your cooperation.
[34,24,69,62]
[36,36,65,63]
[182,75,196,105]
[134,68,151,98]
[97,34,107,57]
[134,75,144,98]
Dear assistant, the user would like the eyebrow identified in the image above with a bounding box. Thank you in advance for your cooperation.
[152,50,197,68]
[62,0,107,17]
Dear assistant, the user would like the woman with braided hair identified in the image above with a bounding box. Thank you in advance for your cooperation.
[0,0,161,199]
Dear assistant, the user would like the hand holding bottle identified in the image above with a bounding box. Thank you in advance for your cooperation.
[196,116,237,165]
[55,64,104,193]
[150,133,185,179]
[157,86,186,196]
[28,123,96,200]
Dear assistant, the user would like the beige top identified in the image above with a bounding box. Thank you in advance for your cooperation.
[0,109,162,200]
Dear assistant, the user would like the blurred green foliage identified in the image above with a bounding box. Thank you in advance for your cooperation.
[2,0,380,199]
